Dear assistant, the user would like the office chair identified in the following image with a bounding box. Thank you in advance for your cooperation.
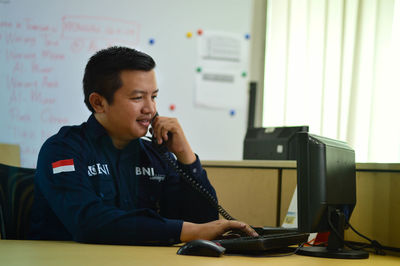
[0,163,35,239]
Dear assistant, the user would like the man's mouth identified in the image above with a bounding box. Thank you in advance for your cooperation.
[137,119,151,127]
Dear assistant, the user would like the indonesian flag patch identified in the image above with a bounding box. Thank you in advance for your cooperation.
[52,159,75,174]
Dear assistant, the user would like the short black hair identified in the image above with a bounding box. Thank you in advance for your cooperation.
[83,46,156,112]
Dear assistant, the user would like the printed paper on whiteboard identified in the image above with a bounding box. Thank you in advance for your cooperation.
[195,31,249,109]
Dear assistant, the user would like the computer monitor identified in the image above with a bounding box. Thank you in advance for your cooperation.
[295,132,369,259]
[243,126,309,160]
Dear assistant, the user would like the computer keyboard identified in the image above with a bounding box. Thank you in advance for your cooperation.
[252,226,298,235]
[213,232,309,254]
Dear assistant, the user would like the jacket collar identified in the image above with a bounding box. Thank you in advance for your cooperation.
[86,114,108,140]
[86,114,141,157]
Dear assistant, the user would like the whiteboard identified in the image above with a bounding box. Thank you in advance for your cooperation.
[0,0,253,167]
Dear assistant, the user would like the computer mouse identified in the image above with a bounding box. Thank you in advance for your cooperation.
[177,239,226,257]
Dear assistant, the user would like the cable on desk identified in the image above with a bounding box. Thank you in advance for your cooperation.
[263,241,307,257]
[326,212,391,255]
[344,240,400,254]
[345,219,400,255]
[345,221,386,255]
[328,212,378,255]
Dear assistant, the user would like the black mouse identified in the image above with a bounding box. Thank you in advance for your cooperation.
[177,239,226,257]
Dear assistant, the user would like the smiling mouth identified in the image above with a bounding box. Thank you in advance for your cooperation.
[137,119,150,127]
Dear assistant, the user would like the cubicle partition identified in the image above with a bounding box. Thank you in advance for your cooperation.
[0,143,20,167]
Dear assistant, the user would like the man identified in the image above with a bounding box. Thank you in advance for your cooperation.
[29,46,257,245]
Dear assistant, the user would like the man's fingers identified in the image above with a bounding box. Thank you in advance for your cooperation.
[226,220,258,237]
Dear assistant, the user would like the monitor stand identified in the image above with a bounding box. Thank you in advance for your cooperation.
[297,209,369,259]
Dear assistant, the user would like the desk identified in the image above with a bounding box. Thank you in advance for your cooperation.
[0,240,399,266]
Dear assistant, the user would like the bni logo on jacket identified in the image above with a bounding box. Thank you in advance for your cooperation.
[52,159,75,174]
[87,163,110,176]
[135,166,165,182]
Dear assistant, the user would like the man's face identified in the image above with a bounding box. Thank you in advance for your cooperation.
[102,70,158,147]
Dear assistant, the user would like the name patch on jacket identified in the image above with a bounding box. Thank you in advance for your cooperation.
[88,163,110,176]
[135,166,165,182]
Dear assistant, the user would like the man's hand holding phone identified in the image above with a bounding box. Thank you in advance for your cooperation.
[150,113,196,165]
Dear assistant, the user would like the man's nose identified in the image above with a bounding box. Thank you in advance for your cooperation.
[143,97,156,114]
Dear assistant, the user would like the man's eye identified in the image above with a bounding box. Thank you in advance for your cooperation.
[152,95,158,99]
[131,97,142,100]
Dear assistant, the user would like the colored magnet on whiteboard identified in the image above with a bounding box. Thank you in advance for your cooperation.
[230,109,236,116]
[196,67,202,73]
[197,29,203,36]
[149,38,155,45]
[241,71,247,77]
[186,32,193,38]
[245,33,251,40]
[169,104,176,111]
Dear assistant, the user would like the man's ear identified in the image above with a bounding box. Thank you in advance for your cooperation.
[89,92,107,113]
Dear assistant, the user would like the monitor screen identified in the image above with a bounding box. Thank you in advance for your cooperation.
[294,132,368,259]
[296,133,356,233]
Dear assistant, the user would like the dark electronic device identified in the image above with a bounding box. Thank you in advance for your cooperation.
[243,126,309,160]
[214,232,308,254]
[294,132,369,259]
[247,82,257,128]
[177,239,226,257]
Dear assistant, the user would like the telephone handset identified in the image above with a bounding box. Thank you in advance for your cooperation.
[148,113,235,221]
[150,112,169,152]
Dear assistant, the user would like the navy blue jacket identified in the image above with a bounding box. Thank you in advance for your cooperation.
[29,115,218,245]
